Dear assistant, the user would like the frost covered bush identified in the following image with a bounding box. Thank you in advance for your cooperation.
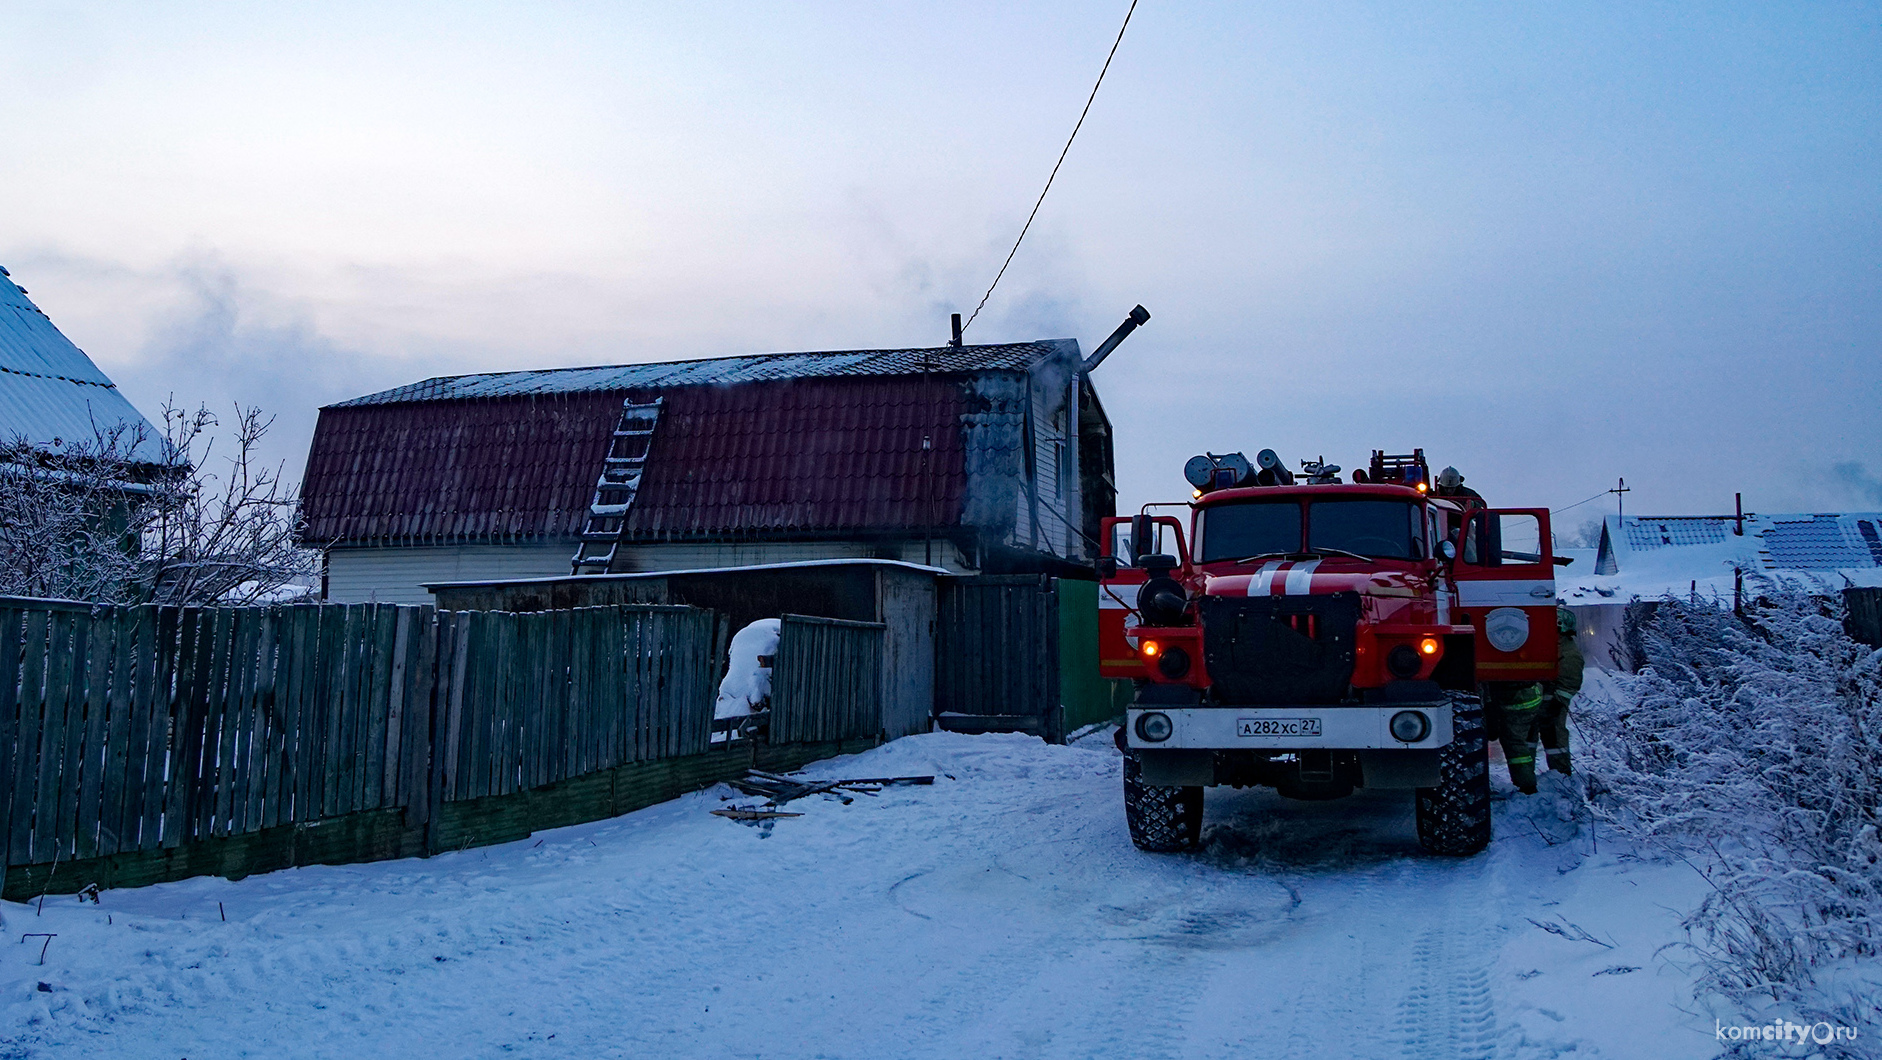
[0,403,314,605]
[1580,592,1882,1036]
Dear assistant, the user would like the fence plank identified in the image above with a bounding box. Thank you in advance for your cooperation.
[10,610,47,864]
[218,609,253,837]
[400,606,435,817]
[314,605,343,818]
[96,608,134,857]
[32,610,76,864]
[375,605,400,806]
[163,608,204,848]
[245,609,277,834]
[516,614,539,792]
[74,609,115,859]
[383,607,410,809]
[495,612,519,797]
[49,611,92,864]
[202,608,238,841]
[444,614,469,802]
[470,612,495,799]
[0,609,21,875]
[138,608,175,852]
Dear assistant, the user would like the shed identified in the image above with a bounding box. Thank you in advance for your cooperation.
[427,559,941,739]
[301,341,1114,604]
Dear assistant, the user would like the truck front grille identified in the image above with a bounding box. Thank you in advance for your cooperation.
[1199,592,1360,704]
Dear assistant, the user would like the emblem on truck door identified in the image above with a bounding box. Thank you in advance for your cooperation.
[1484,607,1531,652]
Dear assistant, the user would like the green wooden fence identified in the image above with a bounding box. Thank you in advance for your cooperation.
[770,614,885,744]
[0,597,884,897]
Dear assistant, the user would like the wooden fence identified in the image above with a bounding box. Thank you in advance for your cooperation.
[770,615,884,744]
[0,598,882,897]
[933,575,1062,741]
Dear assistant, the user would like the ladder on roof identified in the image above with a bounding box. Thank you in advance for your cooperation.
[571,398,663,575]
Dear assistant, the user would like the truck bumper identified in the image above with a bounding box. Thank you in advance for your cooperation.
[1124,703,1454,752]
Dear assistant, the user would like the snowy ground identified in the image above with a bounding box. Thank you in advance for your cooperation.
[2,731,1733,1060]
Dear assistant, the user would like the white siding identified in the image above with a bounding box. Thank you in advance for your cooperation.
[618,539,971,573]
[326,543,578,604]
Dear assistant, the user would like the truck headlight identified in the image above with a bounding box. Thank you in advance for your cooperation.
[1389,710,1431,743]
[1387,644,1421,677]
[1135,712,1174,743]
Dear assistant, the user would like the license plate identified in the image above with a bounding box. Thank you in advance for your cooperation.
[1237,717,1322,737]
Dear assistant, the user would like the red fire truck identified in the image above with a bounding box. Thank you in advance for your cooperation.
[1098,448,1559,855]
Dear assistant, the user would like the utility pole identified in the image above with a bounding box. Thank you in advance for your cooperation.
[1609,477,1631,521]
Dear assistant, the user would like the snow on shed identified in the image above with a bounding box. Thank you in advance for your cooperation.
[0,266,161,464]
[300,340,1115,604]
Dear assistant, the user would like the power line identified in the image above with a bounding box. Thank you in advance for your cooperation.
[961,0,1140,335]
[1551,490,1610,515]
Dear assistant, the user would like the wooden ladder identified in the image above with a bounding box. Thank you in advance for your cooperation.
[570,398,663,574]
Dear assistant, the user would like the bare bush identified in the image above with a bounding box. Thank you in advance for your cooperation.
[0,402,316,605]
[1580,593,1882,1043]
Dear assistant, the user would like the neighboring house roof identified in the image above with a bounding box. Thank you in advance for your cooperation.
[300,342,1074,547]
[0,267,162,463]
[333,341,1076,406]
[1561,511,1882,602]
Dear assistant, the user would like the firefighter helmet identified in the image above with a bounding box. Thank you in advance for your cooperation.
[1437,466,1463,489]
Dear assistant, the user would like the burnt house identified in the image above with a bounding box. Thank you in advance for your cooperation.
[299,340,1116,604]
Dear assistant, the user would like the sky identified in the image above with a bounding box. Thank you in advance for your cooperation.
[3,1,1878,532]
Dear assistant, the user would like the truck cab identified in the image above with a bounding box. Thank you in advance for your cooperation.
[1098,448,1557,856]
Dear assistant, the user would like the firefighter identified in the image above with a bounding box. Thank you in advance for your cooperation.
[1482,681,1544,794]
[1433,466,1483,504]
[1538,606,1582,775]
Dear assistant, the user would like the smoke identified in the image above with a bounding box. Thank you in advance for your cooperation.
[115,262,407,488]
[1832,462,1882,507]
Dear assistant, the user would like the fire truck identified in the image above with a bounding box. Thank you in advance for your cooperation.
[1097,448,1559,856]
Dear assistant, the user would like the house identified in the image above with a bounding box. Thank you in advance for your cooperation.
[1560,510,1882,670]
[299,339,1116,604]
[1569,510,1882,600]
[0,265,161,466]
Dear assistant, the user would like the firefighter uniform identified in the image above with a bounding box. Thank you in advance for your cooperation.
[1482,681,1544,794]
[1538,607,1582,775]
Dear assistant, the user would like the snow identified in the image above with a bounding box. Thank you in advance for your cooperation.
[714,618,780,720]
[0,731,1750,1059]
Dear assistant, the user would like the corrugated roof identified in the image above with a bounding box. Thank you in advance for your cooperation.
[299,376,977,546]
[330,340,1077,407]
[0,269,162,461]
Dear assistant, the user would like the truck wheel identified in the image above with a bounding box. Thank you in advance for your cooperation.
[1123,752,1204,852]
[1416,693,1491,856]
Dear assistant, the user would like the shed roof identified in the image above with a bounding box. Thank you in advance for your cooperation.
[0,269,162,462]
[331,340,1077,407]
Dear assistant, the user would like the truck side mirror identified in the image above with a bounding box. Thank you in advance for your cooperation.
[1130,514,1153,563]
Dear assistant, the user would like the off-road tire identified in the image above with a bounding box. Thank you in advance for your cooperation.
[1416,693,1491,856]
[1123,752,1204,852]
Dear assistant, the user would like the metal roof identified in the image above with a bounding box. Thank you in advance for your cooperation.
[330,339,1078,407]
[299,376,979,546]
[0,269,162,461]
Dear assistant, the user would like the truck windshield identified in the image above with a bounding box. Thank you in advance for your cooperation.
[1197,501,1301,561]
[1308,499,1424,560]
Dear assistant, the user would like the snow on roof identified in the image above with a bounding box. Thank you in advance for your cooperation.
[330,339,1079,407]
[1561,511,1882,603]
[0,267,162,462]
